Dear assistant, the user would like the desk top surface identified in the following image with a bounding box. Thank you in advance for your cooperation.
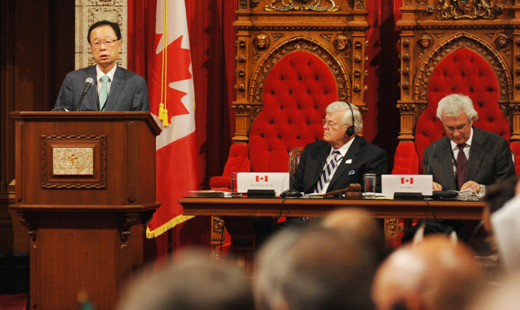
[179,197,484,220]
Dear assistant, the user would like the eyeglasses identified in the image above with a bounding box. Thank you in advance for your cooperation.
[91,38,119,49]
[322,119,345,130]
[444,122,470,133]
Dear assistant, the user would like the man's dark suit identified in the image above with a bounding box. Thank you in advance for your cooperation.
[403,127,516,244]
[423,126,515,189]
[54,65,150,111]
[293,137,388,194]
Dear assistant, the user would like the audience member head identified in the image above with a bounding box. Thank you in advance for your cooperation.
[468,269,520,310]
[489,176,520,272]
[119,248,255,310]
[254,227,303,310]
[322,208,388,263]
[372,235,485,310]
[483,175,519,236]
[255,226,378,310]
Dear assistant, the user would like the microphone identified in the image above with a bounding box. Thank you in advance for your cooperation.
[425,143,436,174]
[76,77,94,111]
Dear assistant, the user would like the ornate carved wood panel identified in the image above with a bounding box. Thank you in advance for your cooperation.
[232,0,369,142]
[396,0,520,141]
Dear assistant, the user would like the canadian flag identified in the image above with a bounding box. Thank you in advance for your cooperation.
[146,0,197,238]
[401,177,414,185]
[256,175,269,182]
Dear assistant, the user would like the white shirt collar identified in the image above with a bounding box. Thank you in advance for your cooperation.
[96,64,117,84]
[331,137,355,159]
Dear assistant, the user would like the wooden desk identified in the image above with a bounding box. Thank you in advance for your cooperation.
[180,197,485,220]
[180,197,485,274]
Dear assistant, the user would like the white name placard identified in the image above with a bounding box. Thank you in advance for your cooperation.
[382,174,433,196]
[237,173,290,196]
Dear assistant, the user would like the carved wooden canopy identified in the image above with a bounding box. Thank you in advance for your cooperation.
[232,0,369,142]
[396,0,520,142]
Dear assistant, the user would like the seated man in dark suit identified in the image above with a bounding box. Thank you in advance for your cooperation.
[254,101,387,243]
[402,94,516,243]
[293,101,387,194]
[54,20,149,111]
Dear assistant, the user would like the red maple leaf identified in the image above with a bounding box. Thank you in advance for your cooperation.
[149,34,193,121]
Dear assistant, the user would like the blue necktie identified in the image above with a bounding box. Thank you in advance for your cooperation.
[99,75,110,111]
[315,149,341,193]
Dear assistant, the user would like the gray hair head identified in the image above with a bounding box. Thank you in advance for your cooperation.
[436,94,479,122]
[326,101,363,135]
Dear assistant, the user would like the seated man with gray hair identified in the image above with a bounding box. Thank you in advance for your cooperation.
[403,94,515,243]
[293,101,387,194]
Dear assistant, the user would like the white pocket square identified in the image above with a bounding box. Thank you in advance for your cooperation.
[345,159,352,164]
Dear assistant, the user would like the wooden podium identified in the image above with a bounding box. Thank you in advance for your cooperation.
[9,112,161,310]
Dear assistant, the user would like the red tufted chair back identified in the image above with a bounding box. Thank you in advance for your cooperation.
[248,51,338,172]
[414,48,510,173]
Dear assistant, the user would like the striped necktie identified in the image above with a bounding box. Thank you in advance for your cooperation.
[99,75,110,111]
[315,149,341,193]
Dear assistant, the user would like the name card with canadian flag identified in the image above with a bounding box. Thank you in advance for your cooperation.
[381,175,433,197]
[237,173,289,196]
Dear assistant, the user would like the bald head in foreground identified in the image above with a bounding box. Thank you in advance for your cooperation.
[372,236,485,310]
[254,227,378,310]
[119,249,255,310]
[322,208,388,263]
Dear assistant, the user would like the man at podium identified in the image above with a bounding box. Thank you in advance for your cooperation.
[54,20,150,112]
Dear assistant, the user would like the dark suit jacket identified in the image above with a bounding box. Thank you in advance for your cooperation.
[293,137,388,194]
[423,126,516,190]
[54,65,150,111]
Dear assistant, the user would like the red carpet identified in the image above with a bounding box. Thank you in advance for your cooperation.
[0,294,27,310]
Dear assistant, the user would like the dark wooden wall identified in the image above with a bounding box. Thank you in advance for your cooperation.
[0,0,75,293]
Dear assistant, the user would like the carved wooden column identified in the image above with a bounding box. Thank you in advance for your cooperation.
[512,29,520,142]
[397,103,417,141]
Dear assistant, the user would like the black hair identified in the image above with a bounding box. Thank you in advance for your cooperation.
[87,20,121,44]
[484,175,519,214]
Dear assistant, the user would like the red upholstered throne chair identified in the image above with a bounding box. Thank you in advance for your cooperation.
[209,1,370,257]
[392,1,520,241]
[393,48,514,176]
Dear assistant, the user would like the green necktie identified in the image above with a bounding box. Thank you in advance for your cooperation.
[99,75,110,111]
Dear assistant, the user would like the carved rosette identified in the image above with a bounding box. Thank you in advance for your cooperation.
[515,37,520,99]
[237,39,248,100]
[401,38,412,99]
[249,36,351,107]
[352,36,366,102]
[413,34,512,103]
